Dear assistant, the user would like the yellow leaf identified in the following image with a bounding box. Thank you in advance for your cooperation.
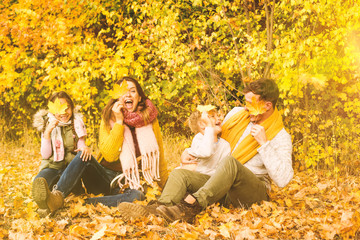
[48,98,68,115]
[197,104,216,113]
[245,97,266,116]
[219,222,233,238]
[145,184,161,202]
[91,226,107,240]
[285,198,293,207]
[109,81,129,99]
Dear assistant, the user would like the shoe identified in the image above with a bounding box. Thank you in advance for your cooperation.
[118,200,164,220]
[47,189,64,213]
[145,200,164,215]
[156,196,202,223]
[32,177,50,209]
[37,208,50,218]
[32,177,64,212]
[118,202,149,220]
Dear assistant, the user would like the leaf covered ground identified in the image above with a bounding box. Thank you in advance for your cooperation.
[1,142,360,240]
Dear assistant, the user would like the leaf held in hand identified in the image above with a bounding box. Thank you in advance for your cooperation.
[109,81,129,99]
[246,97,266,116]
[48,98,68,115]
[197,104,216,113]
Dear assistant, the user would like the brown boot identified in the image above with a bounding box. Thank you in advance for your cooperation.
[32,177,64,213]
[46,189,64,213]
[32,177,50,209]
[156,196,202,223]
[118,200,164,221]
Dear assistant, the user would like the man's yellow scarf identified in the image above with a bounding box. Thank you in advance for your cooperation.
[221,108,284,164]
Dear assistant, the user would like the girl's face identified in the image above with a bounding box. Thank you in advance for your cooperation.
[54,98,73,123]
[121,81,141,112]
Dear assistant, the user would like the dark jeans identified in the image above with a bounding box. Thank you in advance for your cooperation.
[55,152,113,197]
[34,165,84,194]
[53,152,145,207]
[85,188,145,207]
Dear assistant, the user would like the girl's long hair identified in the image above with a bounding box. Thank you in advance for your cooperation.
[47,91,78,151]
[102,77,150,131]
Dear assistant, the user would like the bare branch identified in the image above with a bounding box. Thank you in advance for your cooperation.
[264,0,275,78]
[221,4,246,87]
[244,0,252,78]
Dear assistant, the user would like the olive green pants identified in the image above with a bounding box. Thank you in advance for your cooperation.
[158,156,269,209]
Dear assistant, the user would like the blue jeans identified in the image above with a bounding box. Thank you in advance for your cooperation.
[34,163,85,195]
[34,168,63,190]
[55,152,114,197]
[85,188,145,207]
[53,152,145,207]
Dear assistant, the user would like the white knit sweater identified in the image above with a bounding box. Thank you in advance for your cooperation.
[186,127,231,176]
[223,107,294,190]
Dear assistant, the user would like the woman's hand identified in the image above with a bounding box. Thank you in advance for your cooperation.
[43,119,59,139]
[250,124,267,146]
[112,97,125,124]
[75,146,92,162]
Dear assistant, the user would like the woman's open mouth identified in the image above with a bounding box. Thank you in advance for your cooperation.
[124,99,133,110]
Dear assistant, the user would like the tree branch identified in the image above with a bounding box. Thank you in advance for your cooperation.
[263,0,275,78]
[244,0,252,78]
[221,4,246,87]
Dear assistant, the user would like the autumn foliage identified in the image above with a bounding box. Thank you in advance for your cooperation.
[1,139,360,239]
[1,0,360,169]
[1,0,360,238]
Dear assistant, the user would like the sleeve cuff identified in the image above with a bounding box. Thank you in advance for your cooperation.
[257,140,270,153]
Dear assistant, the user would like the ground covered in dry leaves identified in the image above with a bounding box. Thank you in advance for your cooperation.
[1,142,360,239]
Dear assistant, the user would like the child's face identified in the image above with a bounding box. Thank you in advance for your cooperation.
[198,110,222,135]
[210,111,222,135]
[54,98,73,123]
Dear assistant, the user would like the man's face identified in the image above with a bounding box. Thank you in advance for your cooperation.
[244,92,271,124]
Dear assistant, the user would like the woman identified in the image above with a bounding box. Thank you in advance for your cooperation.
[85,76,169,206]
[42,77,168,212]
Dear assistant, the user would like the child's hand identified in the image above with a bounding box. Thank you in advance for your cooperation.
[201,111,214,127]
[75,146,92,162]
[181,150,197,164]
[44,119,59,139]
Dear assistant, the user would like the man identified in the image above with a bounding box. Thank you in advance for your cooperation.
[118,78,293,223]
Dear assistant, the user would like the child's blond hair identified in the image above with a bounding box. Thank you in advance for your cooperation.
[188,111,202,134]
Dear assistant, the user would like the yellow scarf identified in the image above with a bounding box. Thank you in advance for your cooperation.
[221,108,284,164]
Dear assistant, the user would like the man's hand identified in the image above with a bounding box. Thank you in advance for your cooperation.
[250,124,267,146]
[181,150,197,165]
[75,146,92,162]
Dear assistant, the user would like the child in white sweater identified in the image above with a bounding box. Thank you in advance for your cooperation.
[178,108,231,176]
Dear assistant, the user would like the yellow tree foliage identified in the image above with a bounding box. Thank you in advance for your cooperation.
[0,0,360,169]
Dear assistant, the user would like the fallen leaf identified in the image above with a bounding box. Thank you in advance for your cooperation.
[90,226,106,240]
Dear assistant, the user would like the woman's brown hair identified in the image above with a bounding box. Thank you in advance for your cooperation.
[102,77,150,131]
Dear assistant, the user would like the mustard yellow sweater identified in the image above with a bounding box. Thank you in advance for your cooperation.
[97,118,168,189]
